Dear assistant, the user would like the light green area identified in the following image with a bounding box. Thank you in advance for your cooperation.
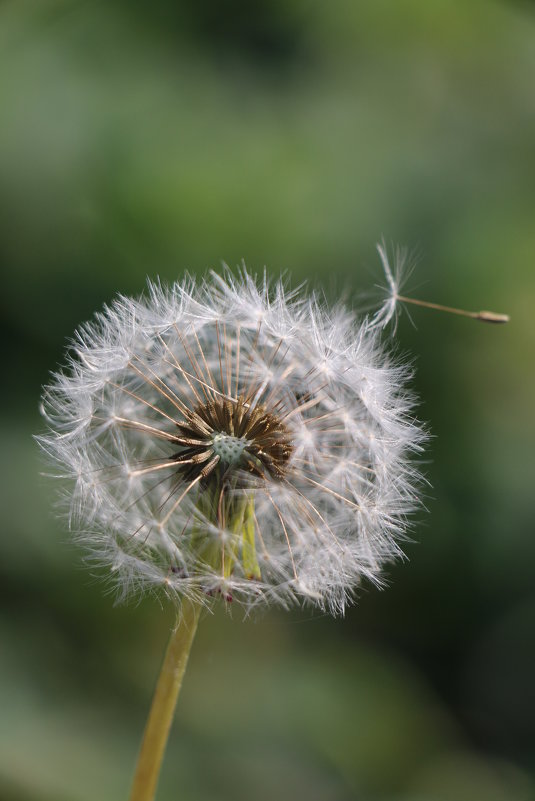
[212,433,250,467]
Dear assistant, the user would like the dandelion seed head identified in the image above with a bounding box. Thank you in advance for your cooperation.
[37,267,427,615]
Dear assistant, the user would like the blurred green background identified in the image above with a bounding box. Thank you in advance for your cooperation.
[1,1,534,799]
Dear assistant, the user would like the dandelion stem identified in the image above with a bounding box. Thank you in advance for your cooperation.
[129,601,201,801]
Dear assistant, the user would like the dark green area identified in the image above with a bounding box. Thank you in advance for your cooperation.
[1,1,534,799]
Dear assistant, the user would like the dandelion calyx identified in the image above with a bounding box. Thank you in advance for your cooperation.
[172,394,293,590]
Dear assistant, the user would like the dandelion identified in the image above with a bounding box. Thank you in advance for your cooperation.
[38,267,427,801]
[39,268,426,613]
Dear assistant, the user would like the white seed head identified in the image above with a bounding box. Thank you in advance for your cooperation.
[37,267,427,615]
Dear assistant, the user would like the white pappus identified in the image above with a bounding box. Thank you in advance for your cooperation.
[370,240,416,333]
[37,267,427,615]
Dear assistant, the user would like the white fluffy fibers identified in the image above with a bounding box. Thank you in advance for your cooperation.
[38,268,426,615]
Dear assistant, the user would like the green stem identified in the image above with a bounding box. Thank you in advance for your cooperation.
[129,601,201,801]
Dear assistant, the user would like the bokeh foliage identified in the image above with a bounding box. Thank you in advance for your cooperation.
[1,1,534,799]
